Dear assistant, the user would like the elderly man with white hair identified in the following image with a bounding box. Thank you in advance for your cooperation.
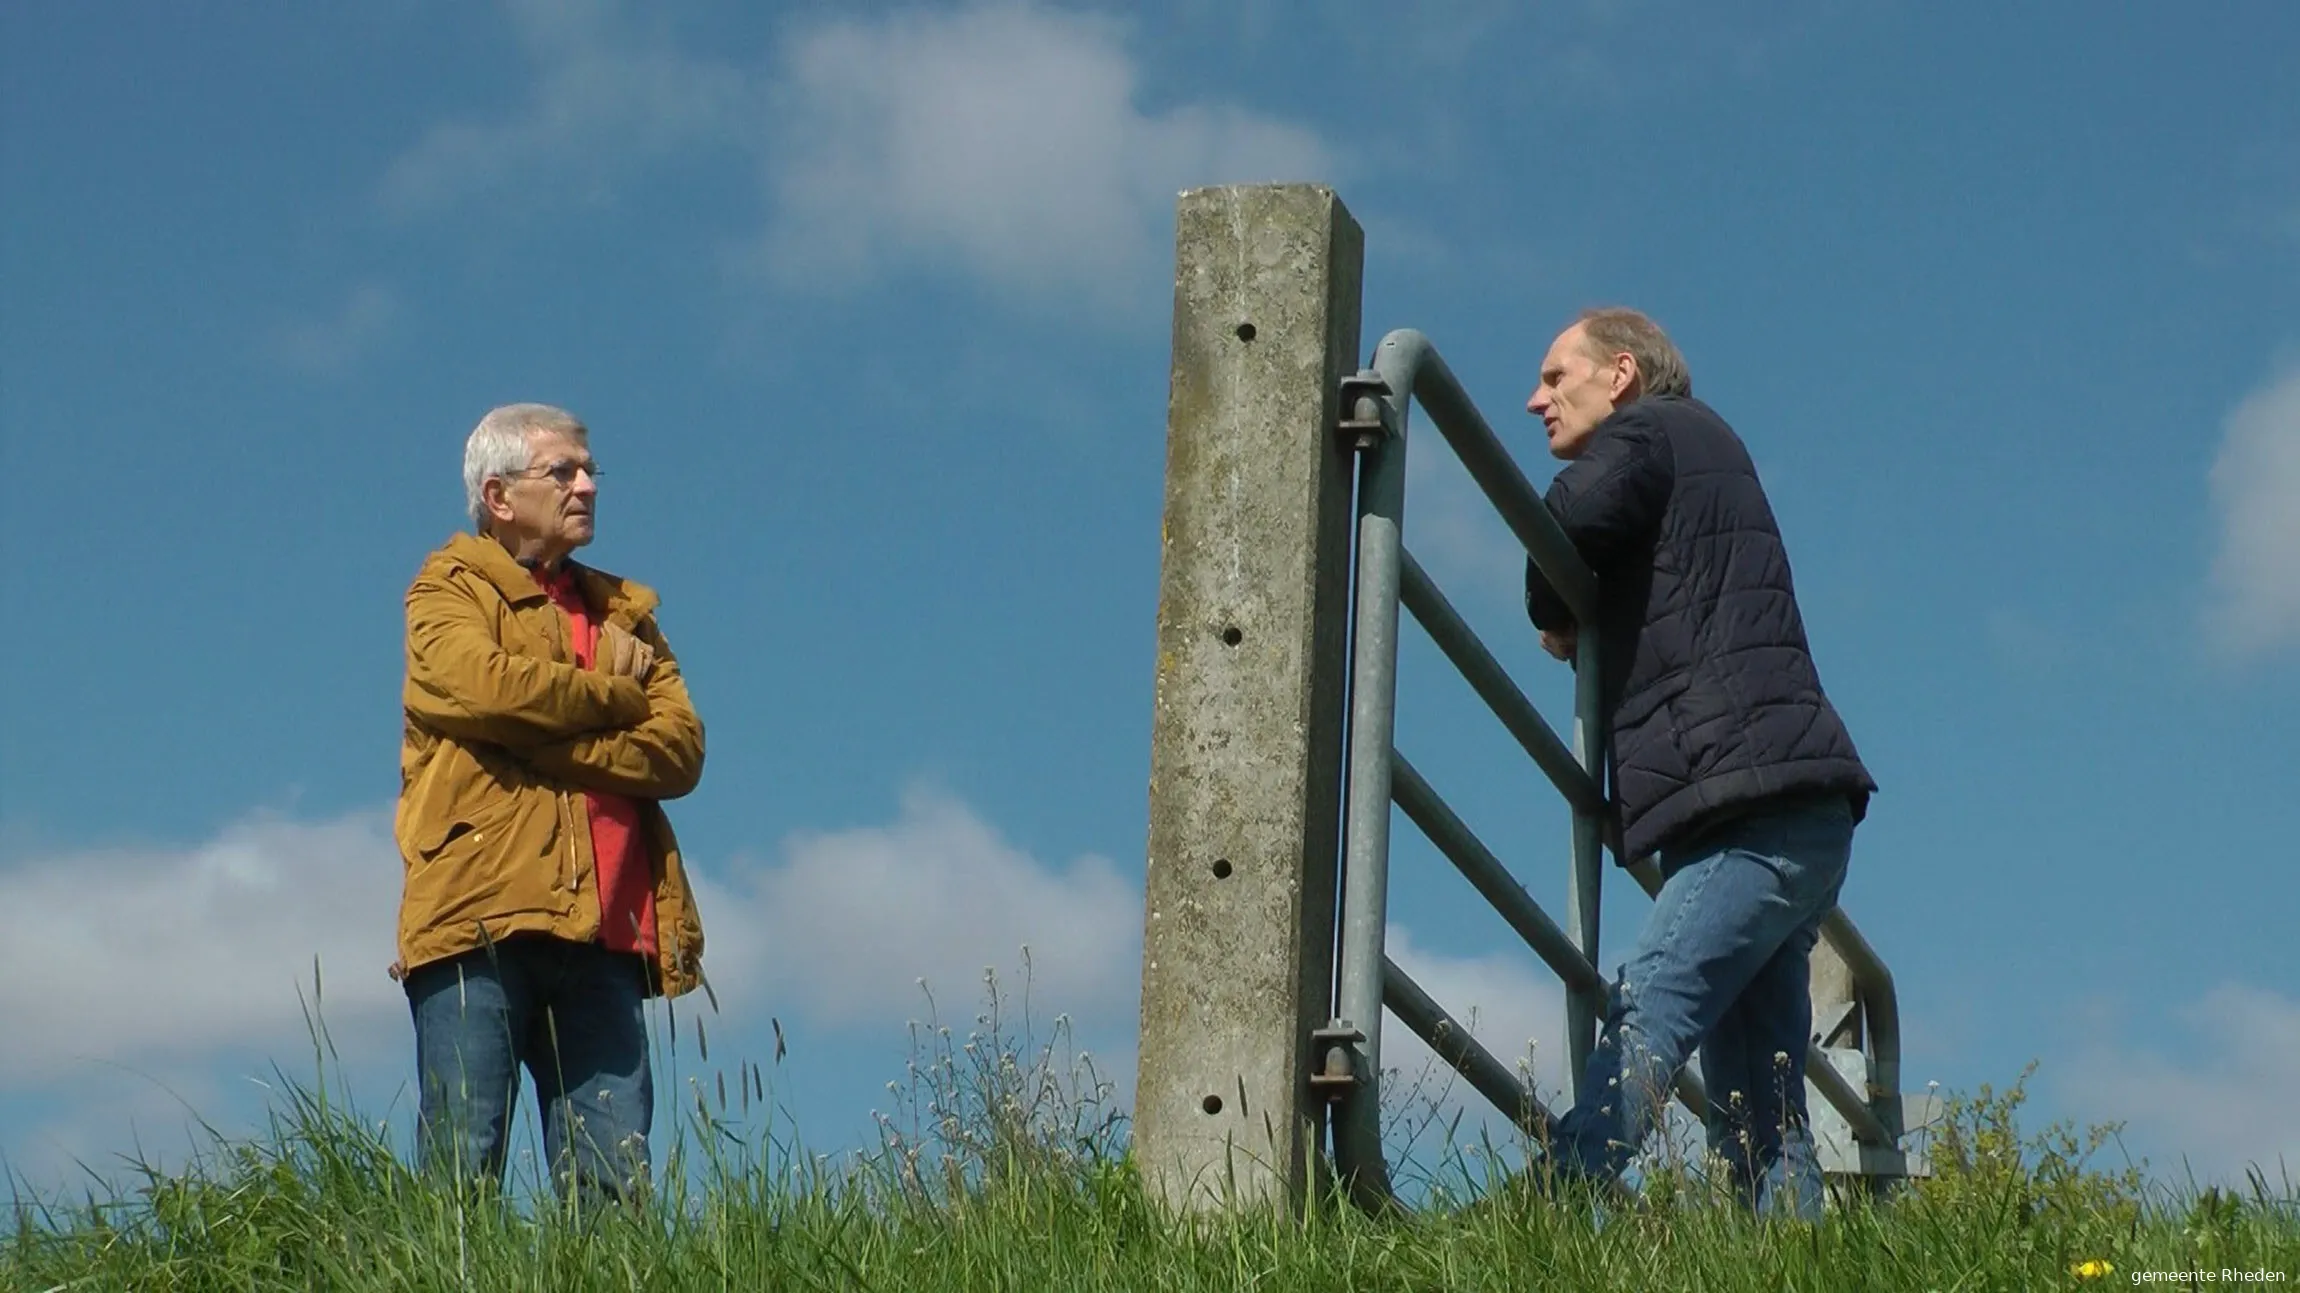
[392,403,707,1201]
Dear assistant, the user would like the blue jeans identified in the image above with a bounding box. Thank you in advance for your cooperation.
[1547,794,1853,1218]
[405,935,654,1200]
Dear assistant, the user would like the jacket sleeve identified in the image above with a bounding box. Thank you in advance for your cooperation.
[1525,557,1572,633]
[404,569,649,747]
[1524,407,1673,631]
[519,616,706,800]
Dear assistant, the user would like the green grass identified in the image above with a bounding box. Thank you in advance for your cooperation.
[9,986,2298,1292]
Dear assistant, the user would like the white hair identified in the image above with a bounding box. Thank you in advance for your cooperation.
[463,403,587,528]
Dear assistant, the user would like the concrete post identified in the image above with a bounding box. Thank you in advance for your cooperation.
[1135,184,1364,1211]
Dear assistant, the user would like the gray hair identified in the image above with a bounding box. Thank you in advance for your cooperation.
[463,403,587,528]
[1577,308,1692,399]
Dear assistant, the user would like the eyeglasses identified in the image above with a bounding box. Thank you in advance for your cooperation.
[503,459,603,488]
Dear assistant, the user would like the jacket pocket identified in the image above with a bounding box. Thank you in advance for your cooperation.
[416,799,516,862]
[406,794,561,929]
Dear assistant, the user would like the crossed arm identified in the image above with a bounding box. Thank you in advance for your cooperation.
[522,619,705,800]
[403,575,705,800]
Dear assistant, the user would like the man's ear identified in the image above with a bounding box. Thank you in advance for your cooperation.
[481,477,515,525]
[1609,352,1644,403]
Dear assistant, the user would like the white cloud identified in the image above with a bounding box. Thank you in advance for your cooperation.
[0,788,1143,1190]
[0,785,1601,1191]
[376,2,1336,312]
[0,787,1139,1083]
[378,0,749,216]
[2064,982,2300,1185]
[2206,363,2300,657]
[694,784,1141,1028]
[271,283,400,374]
[0,810,404,1088]
[757,4,1337,312]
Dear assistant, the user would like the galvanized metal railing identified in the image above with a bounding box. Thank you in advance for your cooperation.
[1313,328,1906,1205]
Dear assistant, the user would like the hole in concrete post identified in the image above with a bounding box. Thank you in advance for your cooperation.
[1210,858,1233,879]
[1221,626,1243,646]
[1201,1094,1224,1115]
[1234,322,1256,342]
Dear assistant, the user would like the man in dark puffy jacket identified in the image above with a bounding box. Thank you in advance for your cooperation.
[1523,308,1876,1218]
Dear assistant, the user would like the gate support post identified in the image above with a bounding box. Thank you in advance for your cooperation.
[1809,938,1870,1182]
[1136,184,1364,1212]
[1810,933,1932,1186]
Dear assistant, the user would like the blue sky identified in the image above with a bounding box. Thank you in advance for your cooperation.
[4,0,2298,1193]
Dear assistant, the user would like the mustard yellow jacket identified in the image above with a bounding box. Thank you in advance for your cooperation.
[395,532,706,997]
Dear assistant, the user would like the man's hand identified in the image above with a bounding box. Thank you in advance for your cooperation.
[598,621,656,684]
[1540,627,1578,662]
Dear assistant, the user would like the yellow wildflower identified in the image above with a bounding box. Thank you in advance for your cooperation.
[2071,1259,2114,1279]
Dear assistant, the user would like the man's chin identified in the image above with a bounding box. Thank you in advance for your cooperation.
[1547,430,1592,461]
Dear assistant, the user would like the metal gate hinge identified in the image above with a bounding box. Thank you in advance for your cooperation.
[1337,371,1391,452]
[1309,1020,1366,1100]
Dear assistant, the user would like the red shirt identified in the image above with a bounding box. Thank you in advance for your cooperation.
[537,565,657,957]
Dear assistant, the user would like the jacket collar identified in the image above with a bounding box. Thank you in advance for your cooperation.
[442,531,660,625]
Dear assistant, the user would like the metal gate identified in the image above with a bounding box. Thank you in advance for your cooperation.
[1310,328,1915,1205]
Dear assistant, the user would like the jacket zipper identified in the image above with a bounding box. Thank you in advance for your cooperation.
[565,792,581,893]
[547,600,582,897]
